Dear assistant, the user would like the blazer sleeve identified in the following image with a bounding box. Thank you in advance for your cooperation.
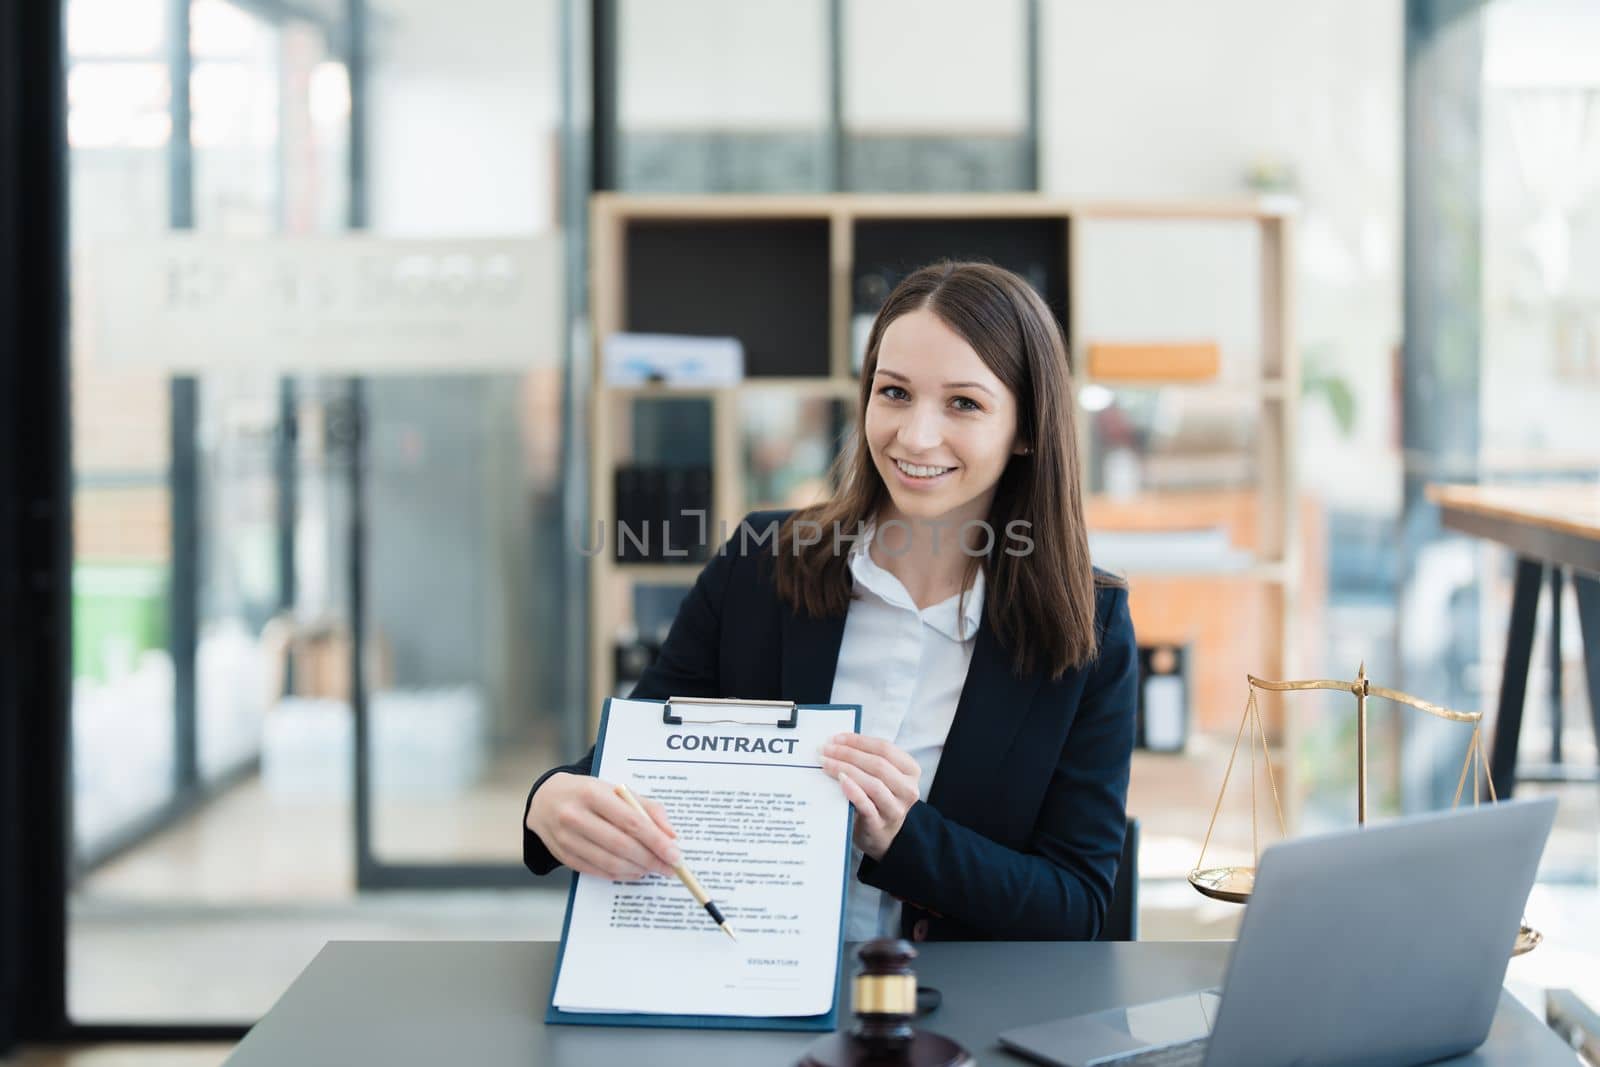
[520,528,743,876]
[857,585,1138,939]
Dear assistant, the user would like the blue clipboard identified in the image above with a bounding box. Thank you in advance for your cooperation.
[545,695,861,1031]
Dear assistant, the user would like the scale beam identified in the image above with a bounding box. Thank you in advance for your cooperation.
[1189,665,1537,956]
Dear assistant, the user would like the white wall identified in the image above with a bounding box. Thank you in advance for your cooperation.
[1042,1,1399,203]
[370,72,557,235]
[620,0,828,129]
[615,0,1028,133]
[1043,0,1405,510]
[1481,0,1600,463]
[844,0,1026,131]
[1485,0,1600,88]
[369,0,560,235]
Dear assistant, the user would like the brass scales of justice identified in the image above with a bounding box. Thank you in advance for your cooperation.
[1187,663,1542,957]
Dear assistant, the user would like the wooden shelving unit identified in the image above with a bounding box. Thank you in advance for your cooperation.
[588,194,1301,764]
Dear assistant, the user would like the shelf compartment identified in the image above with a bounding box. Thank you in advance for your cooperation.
[604,394,715,564]
[740,392,853,514]
[851,216,1070,349]
[1084,387,1261,498]
[624,218,831,378]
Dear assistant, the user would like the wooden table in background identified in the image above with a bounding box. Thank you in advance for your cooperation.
[1428,483,1600,794]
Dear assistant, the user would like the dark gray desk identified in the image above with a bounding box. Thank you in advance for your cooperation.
[224,941,1574,1065]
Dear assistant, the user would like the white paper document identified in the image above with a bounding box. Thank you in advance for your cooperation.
[551,698,857,1018]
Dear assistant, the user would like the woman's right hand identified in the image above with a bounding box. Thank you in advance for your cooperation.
[526,772,681,881]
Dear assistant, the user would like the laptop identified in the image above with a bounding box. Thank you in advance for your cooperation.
[999,797,1558,1067]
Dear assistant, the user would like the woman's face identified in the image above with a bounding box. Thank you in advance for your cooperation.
[864,307,1025,528]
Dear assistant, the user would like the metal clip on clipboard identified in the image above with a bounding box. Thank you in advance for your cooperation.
[663,695,799,729]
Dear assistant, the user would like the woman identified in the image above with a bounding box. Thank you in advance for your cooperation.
[524,261,1136,942]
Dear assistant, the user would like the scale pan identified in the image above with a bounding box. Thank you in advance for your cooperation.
[1513,925,1541,956]
[1188,866,1253,903]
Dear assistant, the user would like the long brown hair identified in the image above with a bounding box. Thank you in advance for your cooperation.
[771,260,1116,680]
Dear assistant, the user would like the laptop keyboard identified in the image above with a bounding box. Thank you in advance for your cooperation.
[1097,1037,1209,1067]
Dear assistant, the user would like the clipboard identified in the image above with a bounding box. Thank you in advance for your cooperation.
[545,694,861,1032]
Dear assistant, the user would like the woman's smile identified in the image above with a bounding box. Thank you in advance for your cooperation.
[891,457,958,485]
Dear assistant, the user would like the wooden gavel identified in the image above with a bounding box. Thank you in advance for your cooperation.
[797,939,973,1067]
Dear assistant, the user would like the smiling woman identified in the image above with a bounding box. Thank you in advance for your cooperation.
[525,260,1138,945]
[777,261,1109,680]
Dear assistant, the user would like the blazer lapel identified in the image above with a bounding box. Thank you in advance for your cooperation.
[927,620,1043,820]
[780,606,847,707]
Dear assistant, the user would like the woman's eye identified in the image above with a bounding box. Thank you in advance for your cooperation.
[951,396,982,413]
[877,385,909,401]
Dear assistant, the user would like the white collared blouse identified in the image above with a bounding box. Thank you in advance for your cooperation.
[829,522,985,941]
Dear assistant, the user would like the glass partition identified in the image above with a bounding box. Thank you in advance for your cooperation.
[66,0,586,1023]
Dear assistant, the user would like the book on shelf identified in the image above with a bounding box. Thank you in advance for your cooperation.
[613,464,713,563]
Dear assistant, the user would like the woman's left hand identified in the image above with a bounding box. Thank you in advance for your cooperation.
[821,733,922,860]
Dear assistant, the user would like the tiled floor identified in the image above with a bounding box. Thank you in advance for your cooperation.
[81,742,552,903]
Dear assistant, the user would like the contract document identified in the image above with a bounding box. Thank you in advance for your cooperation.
[548,697,859,1027]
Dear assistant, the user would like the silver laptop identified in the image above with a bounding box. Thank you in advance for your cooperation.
[999,797,1558,1067]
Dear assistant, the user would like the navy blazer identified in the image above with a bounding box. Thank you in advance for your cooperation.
[522,509,1138,941]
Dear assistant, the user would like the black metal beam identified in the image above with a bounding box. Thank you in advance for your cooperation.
[347,380,373,883]
[170,0,193,216]
[559,0,595,755]
[1548,565,1563,765]
[591,0,617,191]
[0,0,71,1046]
[343,0,376,887]
[276,382,298,701]
[168,0,200,798]
[1489,556,1542,797]
[168,378,200,794]
[347,0,367,230]
[1576,574,1600,774]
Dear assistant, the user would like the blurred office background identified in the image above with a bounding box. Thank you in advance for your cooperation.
[1,0,1598,1053]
